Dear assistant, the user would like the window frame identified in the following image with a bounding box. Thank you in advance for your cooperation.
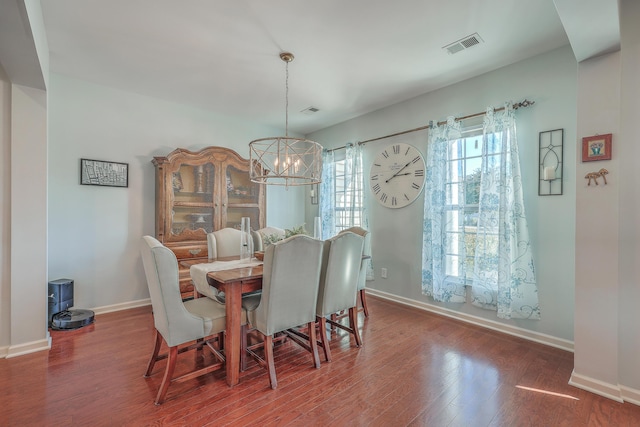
[441,126,501,286]
[331,153,364,233]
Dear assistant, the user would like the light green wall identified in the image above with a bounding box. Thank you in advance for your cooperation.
[47,74,305,310]
[308,45,578,341]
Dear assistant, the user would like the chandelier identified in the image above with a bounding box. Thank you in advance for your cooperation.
[249,52,323,186]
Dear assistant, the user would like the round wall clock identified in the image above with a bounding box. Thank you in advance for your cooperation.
[369,142,426,208]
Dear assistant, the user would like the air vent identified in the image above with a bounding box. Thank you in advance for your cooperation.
[443,33,483,55]
[301,106,320,115]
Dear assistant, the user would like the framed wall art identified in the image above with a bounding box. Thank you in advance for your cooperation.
[581,133,612,162]
[80,158,129,187]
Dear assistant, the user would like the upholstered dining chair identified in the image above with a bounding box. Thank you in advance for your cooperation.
[338,226,372,317]
[207,227,244,259]
[251,226,286,251]
[202,227,262,305]
[244,234,324,389]
[315,231,364,362]
[140,235,232,405]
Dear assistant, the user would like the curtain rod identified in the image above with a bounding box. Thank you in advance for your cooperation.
[326,99,535,152]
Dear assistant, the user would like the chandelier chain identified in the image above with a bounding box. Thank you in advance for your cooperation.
[285,61,289,137]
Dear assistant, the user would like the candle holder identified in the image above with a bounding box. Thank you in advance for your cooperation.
[538,129,563,196]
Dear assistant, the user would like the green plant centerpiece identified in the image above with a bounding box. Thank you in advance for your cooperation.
[262,224,309,247]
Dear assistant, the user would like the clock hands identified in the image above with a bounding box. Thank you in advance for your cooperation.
[385,161,412,183]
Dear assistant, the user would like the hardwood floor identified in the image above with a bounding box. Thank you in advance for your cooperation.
[2,297,640,426]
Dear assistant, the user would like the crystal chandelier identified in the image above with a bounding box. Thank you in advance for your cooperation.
[249,52,322,186]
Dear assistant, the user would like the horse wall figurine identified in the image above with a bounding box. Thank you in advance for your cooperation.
[585,168,609,186]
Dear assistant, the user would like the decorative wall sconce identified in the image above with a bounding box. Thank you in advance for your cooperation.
[538,129,564,196]
[310,183,319,205]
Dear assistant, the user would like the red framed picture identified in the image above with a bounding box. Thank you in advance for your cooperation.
[582,134,612,162]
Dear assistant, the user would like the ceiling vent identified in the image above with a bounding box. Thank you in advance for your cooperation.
[443,33,483,55]
[300,106,320,115]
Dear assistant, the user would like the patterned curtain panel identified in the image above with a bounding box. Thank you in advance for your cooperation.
[422,104,539,320]
[421,117,467,303]
[471,105,539,319]
[319,148,336,239]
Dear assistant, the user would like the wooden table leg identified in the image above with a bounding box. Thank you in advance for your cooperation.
[225,284,242,387]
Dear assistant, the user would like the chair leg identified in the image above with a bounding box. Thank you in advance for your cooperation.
[217,332,225,351]
[317,316,332,362]
[360,289,369,317]
[349,307,362,347]
[144,330,163,377]
[241,325,247,372]
[155,346,178,405]
[264,335,277,389]
[330,313,337,331]
[307,321,321,369]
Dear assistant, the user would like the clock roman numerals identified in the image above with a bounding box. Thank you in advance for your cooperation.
[370,143,426,209]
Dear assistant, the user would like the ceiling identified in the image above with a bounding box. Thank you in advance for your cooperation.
[2,1,621,135]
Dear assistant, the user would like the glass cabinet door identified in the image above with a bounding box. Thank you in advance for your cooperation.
[170,163,215,235]
[224,165,262,230]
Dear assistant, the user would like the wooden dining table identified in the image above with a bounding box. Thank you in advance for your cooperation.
[204,263,263,387]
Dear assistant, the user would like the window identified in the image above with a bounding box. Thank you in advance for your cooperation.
[319,143,366,239]
[333,158,363,232]
[422,105,539,319]
[444,128,499,285]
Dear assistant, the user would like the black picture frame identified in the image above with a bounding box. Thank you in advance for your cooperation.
[80,158,129,187]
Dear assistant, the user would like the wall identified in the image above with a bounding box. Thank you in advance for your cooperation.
[0,64,10,351]
[308,46,578,344]
[47,73,305,311]
[618,0,640,399]
[571,51,621,399]
[9,84,48,357]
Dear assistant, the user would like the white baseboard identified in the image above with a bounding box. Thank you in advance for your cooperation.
[91,298,151,315]
[366,288,574,352]
[5,336,51,358]
[569,370,624,403]
[620,385,640,406]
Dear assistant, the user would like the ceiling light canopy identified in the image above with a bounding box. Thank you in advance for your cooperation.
[249,52,322,186]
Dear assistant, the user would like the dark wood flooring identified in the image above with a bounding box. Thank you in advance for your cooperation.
[1,297,640,426]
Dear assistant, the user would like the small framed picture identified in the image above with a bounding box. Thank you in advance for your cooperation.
[80,158,129,187]
[582,134,612,162]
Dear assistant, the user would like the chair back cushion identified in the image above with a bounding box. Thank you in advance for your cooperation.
[208,227,243,259]
[253,234,323,336]
[317,231,364,316]
[140,236,207,346]
[254,226,286,251]
[338,227,371,290]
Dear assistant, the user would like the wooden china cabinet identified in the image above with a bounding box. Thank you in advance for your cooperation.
[153,146,265,299]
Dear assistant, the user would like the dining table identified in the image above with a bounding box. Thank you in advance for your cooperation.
[182,257,263,387]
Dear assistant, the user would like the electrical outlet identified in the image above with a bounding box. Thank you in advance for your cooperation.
[381,268,388,279]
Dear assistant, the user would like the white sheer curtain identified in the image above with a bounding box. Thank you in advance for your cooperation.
[422,104,539,320]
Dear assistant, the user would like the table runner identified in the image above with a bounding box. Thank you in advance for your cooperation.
[190,258,263,299]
